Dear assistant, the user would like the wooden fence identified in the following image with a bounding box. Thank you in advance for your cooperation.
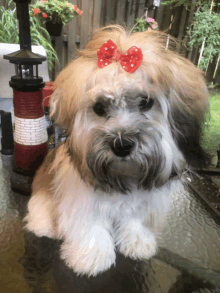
[52,0,203,80]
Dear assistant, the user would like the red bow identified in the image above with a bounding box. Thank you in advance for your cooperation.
[97,40,143,73]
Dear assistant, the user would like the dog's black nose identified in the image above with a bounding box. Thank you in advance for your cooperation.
[111,136,134,157]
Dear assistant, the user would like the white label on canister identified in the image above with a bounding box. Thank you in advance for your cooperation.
[14,116,48,145]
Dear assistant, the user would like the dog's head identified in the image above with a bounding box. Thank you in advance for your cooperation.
[50,25,209,193]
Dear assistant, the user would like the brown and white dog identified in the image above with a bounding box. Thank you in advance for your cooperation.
[24,25,209,276]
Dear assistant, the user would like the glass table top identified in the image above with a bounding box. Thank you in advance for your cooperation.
[0,158,220,293]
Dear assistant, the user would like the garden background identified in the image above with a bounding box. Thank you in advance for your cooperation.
[1,0,220,163]
[1,0,220,83]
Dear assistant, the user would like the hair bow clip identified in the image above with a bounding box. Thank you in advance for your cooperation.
[97,40,143,73]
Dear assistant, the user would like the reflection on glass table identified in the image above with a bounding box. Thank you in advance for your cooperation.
[0,159,219,293]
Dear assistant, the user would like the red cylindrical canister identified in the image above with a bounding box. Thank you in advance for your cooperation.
[43,82,54,107]
[13,90,48,175]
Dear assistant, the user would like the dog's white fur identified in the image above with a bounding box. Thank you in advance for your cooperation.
[24,26,209,276]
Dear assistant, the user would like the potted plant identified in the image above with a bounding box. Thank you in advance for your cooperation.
[133,17,158,32]
[32,0,82,37]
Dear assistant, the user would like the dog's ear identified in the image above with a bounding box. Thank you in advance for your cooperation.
[50,58,95,132]
[138,32,210,169]
[168,56,210,169]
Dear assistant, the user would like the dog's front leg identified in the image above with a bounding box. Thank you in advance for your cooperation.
[115,218,157,260]
[60,223,116,276]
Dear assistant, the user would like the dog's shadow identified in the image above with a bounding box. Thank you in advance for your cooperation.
[20,231,149,293]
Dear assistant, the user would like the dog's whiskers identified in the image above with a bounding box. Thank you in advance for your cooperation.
[117,132,123,146]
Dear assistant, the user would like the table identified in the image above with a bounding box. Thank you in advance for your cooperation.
[0,158,219,293]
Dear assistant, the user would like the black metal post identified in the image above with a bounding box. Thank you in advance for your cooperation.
[15,0,32,50]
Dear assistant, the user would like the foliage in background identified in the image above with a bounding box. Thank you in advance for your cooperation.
[0,4,19,44]
[202,92,220,163]
[161,0,213,9]
[188,8,220,71]
[161,0,220,74]
[0,0,58,75]
[133,17,158,32]
[161,0,193,7]
[32,0,82,25]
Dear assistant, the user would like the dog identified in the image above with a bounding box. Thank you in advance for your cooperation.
[24,25,209,277]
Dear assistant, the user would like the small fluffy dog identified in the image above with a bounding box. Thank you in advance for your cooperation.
[25,26,209,276]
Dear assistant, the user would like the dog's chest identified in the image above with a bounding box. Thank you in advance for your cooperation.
[92,181,179,222]
[94,189,155,220]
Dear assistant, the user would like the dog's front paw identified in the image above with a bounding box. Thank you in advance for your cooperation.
[116,221,157,260]
[24,192,56,238]
[61,226,116,276]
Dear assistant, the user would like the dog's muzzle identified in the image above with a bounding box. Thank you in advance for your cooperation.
[111,136,134,157]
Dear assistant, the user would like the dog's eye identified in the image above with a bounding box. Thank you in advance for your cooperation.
[139,97,154,111]
[93,102,106,116]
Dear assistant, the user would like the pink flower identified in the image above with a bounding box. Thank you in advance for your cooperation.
[74,5,82,15]
[147,17,155,23]
[43,12,48,18]
[152,24,156,29]
[77,9,82,15]
[42,0,47,2]
[33,8,40,15]
[148,27,151,30]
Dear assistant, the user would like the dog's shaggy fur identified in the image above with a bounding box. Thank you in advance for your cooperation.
[24,26,209,276]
